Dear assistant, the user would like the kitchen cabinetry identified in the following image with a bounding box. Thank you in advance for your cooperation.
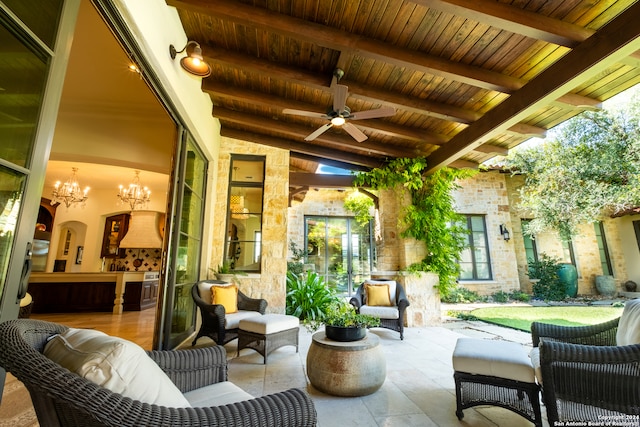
[101,214,129,258]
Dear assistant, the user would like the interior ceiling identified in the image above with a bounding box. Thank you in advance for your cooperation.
[167,0,640,180]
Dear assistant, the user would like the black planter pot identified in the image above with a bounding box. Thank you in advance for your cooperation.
[325,325,366,342]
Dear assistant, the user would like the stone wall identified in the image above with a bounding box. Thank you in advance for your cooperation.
[212,137,289,313]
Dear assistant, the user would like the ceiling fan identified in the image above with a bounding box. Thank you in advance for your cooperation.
[283,69,395,143]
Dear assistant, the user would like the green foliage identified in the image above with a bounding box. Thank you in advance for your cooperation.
[353,157,476,297]
[343,190,375,226]
[491,291,510,303]
[509,291,531,302]
[285,271,339,321]
[441,286,485,303]
[506,93,640,239]
[528,253,567,301]
[305,300,380,331]
[287,241,308,276]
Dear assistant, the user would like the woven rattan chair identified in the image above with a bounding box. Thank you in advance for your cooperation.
[349,280,410,340]
[530,299,640,424]
[192,280,267,345]
[0,319,316,427]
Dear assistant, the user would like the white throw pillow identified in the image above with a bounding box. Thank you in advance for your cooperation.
[616,298,640,346]
[44,328,190,408]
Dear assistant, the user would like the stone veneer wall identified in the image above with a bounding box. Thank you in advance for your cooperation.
[453,173,520,295]
[505,173,629,295]
[212,137,289,313]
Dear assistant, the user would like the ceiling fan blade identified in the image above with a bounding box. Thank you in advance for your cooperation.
[342,122,368,142]
[304,123,333,141]
[282,108,327,119]
[333,84,349,113]
[349,106,396,120]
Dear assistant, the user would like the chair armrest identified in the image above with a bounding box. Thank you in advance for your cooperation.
[539,341,640,421]
[349,297,362,310]
[531,317,619,347]
[237,291,267,313]
[148,346,228,393]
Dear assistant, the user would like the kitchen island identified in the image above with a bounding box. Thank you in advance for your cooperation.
[28,272,158,314]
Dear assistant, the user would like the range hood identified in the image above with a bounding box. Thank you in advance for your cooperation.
[119,210,164,249]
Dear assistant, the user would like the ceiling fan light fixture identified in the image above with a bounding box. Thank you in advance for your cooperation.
[169,41,211,77]
[331,116,346,126]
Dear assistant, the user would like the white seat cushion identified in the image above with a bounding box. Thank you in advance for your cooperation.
[225,310,263,329]
[183,381,253,407]
[239,314,299,334]
[359,305,399,319]
[529,347,542,385]
[452,338,535,383]
[616,298,640,346]
[44,328,190,408]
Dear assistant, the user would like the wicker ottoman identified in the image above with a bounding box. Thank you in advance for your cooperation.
[237,314,300,364]
[452,338,542,427]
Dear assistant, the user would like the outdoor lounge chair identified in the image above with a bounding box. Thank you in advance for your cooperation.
[192,280,267,345]
[0,319,317,427]
[530,298,640,424]
[349,280,410,340]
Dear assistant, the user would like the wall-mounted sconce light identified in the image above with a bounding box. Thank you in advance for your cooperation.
[499,224,510,241]
[169,41,211,77]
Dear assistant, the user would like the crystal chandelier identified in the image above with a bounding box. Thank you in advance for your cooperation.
[117,170,151,210]
[51,167,89,208]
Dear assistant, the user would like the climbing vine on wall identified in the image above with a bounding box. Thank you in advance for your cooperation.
[353,157,476,296]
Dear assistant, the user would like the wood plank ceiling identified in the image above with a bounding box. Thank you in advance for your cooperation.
[167,0,640,184]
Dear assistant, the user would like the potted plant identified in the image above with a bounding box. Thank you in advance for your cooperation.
[307,300,380,342]
[210,261,245,281]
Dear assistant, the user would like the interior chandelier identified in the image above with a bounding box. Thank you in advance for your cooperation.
[51,167,89,208]
[118,170,151,210]
[230,195,249,220]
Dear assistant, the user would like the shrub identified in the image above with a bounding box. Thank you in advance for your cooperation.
[528,253,567,301]
[510,291,531,302]
[441,286,485,303]
[285,271,339,321]
[491,291,510,303]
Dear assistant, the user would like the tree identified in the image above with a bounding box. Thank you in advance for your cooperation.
[506,92,640,240]
[353,157,476,295]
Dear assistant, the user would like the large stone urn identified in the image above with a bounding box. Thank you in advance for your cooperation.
[557,263,578,298]
[595,275,617,296]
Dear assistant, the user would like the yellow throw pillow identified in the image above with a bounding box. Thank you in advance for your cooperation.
[365,283,392,306]
[211,284,238,314]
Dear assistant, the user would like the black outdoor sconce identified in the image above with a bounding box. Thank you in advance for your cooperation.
[499,224,510,241]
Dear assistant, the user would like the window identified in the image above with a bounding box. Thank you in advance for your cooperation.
[594,222,613,276]
[521,219,538,264]
[561,240,576,265]
[225,155,265,273]
[459,215,492,280]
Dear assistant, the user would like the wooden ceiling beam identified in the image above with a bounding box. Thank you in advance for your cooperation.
[472,144,509,155]
[410,0,593,48]
[214,107,419,158]
[425,2,640,172]
[204,80,446,147]
[506,123,547,138]
[449,159,480,169]
[168,0,523,93]
[553,93,602,110]
[289,152,370,172]
[221,128,383,169]
[289,172,356,188]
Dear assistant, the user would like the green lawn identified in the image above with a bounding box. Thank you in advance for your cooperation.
[469,306,624,332]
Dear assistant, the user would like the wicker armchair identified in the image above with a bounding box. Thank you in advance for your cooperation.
[192,281,267,345]
[349,280,410,340]
[0,319,317,427]
[530,299,640,424]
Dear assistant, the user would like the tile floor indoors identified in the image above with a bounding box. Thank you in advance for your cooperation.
[221,322,547,427]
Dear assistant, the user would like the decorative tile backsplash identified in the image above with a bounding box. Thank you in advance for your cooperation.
[107,248,161,272]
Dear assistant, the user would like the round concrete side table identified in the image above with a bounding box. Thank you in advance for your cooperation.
[306,331,386,396]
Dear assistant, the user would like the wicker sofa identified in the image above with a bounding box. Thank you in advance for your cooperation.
[530,298,640,424]
[0,319,316,427]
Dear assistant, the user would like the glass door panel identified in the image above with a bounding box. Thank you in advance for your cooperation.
[305,216,374,296]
